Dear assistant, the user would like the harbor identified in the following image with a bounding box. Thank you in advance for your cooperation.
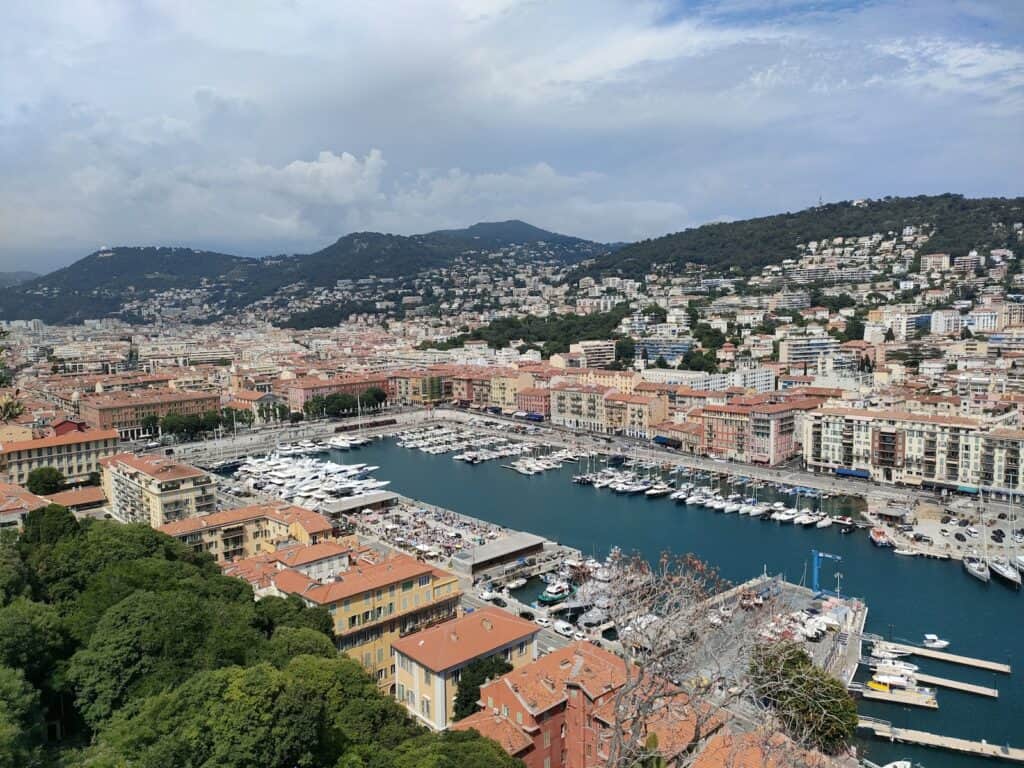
[314,433,1023,768]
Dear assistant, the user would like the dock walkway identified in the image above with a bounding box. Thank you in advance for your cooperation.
[884,642,1012,673]
[858,718,1024,763]
[914,671,999,698]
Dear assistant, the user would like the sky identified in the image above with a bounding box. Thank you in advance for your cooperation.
[1,0,1022,272]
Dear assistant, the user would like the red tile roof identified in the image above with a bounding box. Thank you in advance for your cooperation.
[392,607,538,672]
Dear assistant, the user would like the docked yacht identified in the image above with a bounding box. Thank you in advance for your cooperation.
[327,436,352,450]
[963,553,991,583]
[815,515,834,528]
[645,483,674,498]
[922,633,950,649]
[538,580,574,605]
[988,556,1022,589]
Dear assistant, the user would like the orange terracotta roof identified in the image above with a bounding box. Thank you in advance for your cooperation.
[815,407,979,428]
[0,428,119,453]
[158,501,333,537]
[100,452,207,481]
[43,485,107,507]
[451,710,533,755]
[0,482,49,517]
[272,552,451,605]
[392,607,538,672]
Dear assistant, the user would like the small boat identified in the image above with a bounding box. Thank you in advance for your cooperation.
[880,761,912,768]
[840,526,855,534]
[893,548,917,557]
[505,577,527,590]
[537,581,575,605]
[815,516,833,528]
[923,633,950,650]
[869,528,893,547]
[871,659,919,674]
[645,483,673,498]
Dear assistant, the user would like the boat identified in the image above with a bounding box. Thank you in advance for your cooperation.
[869,528,892,547]
[840,526,855,534]
[963,553,991,583]
[505,577,528,590]
[989,556,1022,589]
[723,503,741,514]
[774,509,798,524]
[645,483,673,498]
[871,642,911,660]
[879,762,912,768]
[537,581,575,605]
[893,548,917,557]
[815,516,833,528]
[922,633,950,650]
[871,659,919,674]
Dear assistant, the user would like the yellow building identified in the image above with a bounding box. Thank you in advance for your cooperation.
[100,452,216,527]
[391,607,539,730]
[489,371,534,412]
[274,552,461,691]
[0,428,120,486]
[158,501,335,562]
[604,393,668,439]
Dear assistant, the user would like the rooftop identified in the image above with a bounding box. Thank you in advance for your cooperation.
[158,501,333,538]
[392,606,538,673]
[100,452,208,481]
[0,428,119,454]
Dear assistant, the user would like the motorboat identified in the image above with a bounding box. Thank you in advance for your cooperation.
[989,556,1022,589]
[923,633,950,650]
[963,554,991,583]
[869,528,893,547]
[505,577,528,590]
[870,659,919,674]
[815,516,833,528]
[538,581,574,605]
[645,483,673,498]
[793,513,817,526]
[723,503,741,514]
[871,642,912,660]
[774,509,798,524]
[893,548,917,557]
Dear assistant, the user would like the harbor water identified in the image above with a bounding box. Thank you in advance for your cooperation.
[333,440,1021,768]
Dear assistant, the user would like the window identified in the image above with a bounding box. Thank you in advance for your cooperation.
[424,669,432,685]
[501,705,509,717]
[420,698,431,718]
[543,731,550,747]
[418,575,430,586]
[397,684,405,700]
[518,641,526,656]
[544,758,551,768]
[402,580,413,592]
[516,711,523,725]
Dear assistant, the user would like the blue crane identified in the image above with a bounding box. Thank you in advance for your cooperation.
[811,549,843,597]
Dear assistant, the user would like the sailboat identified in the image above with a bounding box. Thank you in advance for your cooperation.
[963,552,991,583]
[991,491,1023,589]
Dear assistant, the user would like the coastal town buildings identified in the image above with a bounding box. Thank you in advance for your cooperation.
[100,452,216,527]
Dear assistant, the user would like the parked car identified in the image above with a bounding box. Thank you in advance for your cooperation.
[939,528,950,537]
[966,527,980,538]
[535,616,551,628]
[954,532,967,542]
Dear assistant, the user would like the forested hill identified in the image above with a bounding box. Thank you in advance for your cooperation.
[573,194,1024,280]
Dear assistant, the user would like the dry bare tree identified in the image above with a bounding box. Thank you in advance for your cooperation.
[592,551,855,768]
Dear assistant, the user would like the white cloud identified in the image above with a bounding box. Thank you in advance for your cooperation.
[0,0,1021,270]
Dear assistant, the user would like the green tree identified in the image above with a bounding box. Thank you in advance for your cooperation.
[140,414,160,435]
[0,536,30,608]
[453,655,513,721]
[615,337,636,365]
[653,355,670,369]
[749,643,857,755]
[253,594,334,639]
[884,327,896,342]
[361,387,388,408]
[20,503,78,547]
[0,665,42,768]
[261,626,336,668]
[387,729,524,768]
[26,467,65,495]
[0,598,69,689]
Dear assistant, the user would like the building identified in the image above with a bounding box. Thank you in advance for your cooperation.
[0,482,49,532]
[699,399,821,466]
[803,407,1024,491]
[0,428,120,486]
[920,252,951,272]
[453,641,719,768]
[78,388,220,439]
[515,387,551,417]
[392,607,540,730]
[603,393,667,439]
[159,501,336,562]
[568,340,616,368]
[549,384,614,433]
[777,335,839,367]
[100,453,216,527]
[285,374,390,414]
[273,552,461,691]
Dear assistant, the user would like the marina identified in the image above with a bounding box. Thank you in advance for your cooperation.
[318,434,1023,768]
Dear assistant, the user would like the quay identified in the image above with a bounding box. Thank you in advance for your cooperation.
[881,641,1012,674]
[914,671,999,698]
[857,717,1024,763]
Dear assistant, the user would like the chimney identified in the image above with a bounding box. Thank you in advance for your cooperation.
[482,618,493,631]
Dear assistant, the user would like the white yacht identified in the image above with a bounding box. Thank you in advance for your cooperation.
[923,633,950,650]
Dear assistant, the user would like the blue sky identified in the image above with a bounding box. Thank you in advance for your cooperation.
[1,0,1021,271]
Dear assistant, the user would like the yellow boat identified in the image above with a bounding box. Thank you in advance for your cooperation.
[866,680,890,693]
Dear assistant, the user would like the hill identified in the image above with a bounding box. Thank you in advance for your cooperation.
[573,194,1024,281]
[0,221,612,323]
[0,271,38,289]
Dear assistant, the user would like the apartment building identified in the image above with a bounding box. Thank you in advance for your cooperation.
[490,371,534,412]
[285,374,390,413]
[0,428,119,486]
[549,384,614,433]
[777,334,839,366]
[159,501,335,562]
[568,340,616,368]
[78,388,221,439]
[392,607,539,730]
[698,399,821,466]
[453,641,717,768]
[603,393,667,439]
[0,482,49,532]
[515,387,551,417]
[388,370,450,406]
[100,453,216,527]
[803,407,1024,491]
[274,553,461,691]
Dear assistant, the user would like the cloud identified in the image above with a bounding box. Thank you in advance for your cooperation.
[0,0,1022,270]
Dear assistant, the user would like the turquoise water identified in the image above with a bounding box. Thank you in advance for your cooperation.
[334,441,1021,768]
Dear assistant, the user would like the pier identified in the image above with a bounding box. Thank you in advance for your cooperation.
[858,717,1024,763]
[883,641,1012,674]
[851,683,938,709]
[914,671,999,698]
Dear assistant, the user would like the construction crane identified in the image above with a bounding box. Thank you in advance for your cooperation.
[811,549,843,597]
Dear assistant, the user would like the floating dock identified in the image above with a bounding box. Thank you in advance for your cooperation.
[858,718,1024,763]
[883,642,1012,673]
[914,671,999,698]
[851,683,938,709]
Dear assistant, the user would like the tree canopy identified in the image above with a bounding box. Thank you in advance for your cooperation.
[453,655,513,721]
[26,468,65,495]
[1,517,520,767]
